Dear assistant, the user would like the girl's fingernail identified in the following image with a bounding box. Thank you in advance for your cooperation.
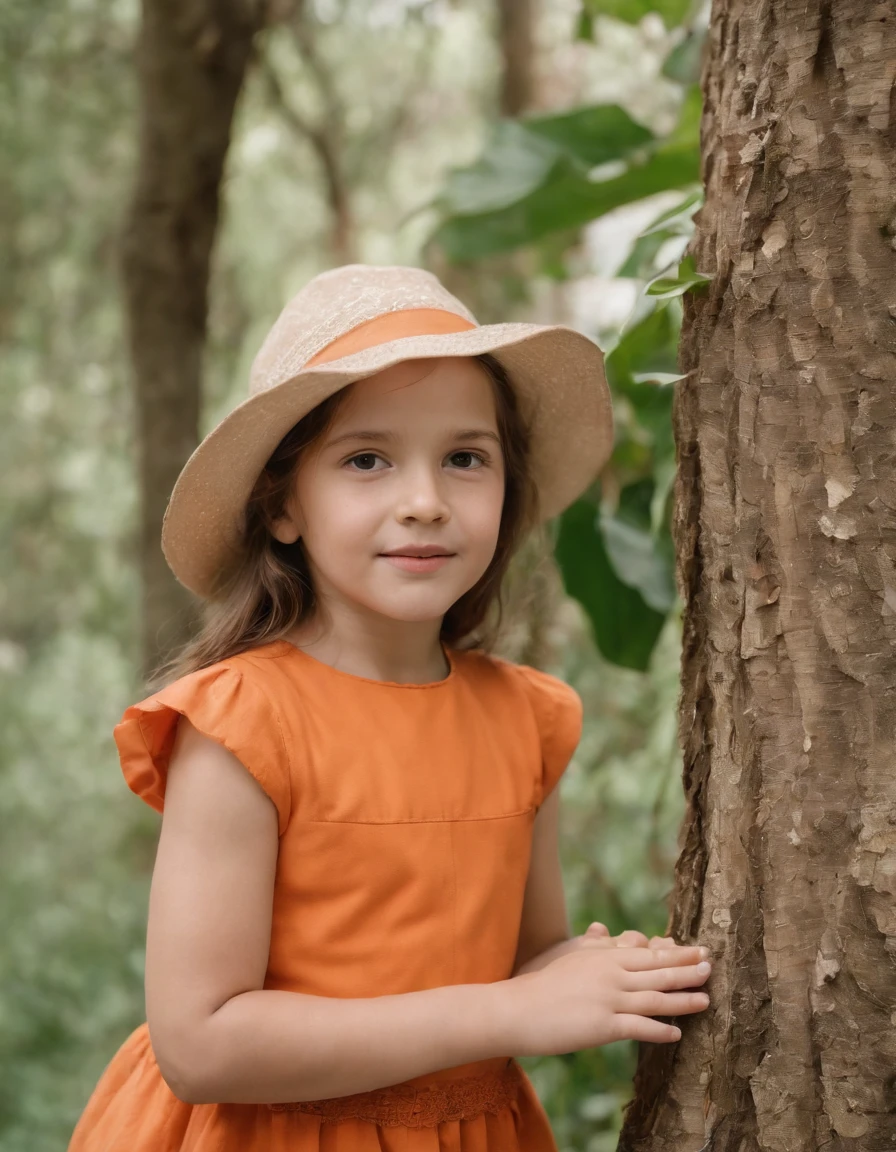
[697,961,711,974]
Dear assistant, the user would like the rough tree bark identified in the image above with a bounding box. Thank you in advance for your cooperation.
[619,2,896,1150]
[121,0,265,679]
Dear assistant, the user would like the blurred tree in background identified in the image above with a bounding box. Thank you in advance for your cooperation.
[0,1,706,1149]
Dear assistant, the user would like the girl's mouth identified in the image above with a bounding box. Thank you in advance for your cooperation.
[379,554,455,574]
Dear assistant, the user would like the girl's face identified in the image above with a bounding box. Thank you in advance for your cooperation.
[274,356,506,628]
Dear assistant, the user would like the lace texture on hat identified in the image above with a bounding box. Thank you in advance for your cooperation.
[250,265,478,395]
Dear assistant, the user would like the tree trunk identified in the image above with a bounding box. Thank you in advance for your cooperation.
[121,0,263,680]
[497,0,535,116]
[619,2,896,1149]
[492,0,565,667]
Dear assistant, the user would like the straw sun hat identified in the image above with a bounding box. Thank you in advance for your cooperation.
[161,264,614,599]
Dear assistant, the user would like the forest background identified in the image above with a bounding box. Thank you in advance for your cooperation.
[0,1,707,1148]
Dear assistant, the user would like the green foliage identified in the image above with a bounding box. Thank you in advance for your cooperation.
[616,188,701,277]
[660,27,707,85]
[555,499,667,671]
[583,0,696,30]
[553,292,687,667]
[431,95,699,260]
[646,251,712,298]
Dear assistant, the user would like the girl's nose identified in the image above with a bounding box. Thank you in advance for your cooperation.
[395,466,451,523]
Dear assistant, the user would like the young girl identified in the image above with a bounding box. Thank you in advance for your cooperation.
[69,264,711,1152]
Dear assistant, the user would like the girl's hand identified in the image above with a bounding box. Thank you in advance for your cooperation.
[503,944,712,1056]
[582,921,678,950]
[512,924,693,978]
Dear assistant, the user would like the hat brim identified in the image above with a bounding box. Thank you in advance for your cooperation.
[161,322,614,598]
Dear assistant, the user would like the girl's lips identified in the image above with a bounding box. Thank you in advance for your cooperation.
[380,554,455,574]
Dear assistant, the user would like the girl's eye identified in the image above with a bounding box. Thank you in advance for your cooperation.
[345,453,386,471]
[344,451,487,472]
[448,451,486,469]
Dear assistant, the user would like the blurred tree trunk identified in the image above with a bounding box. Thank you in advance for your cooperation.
[498,7,560,670]
[121,0,264,679]
[261,3,357,264]
[619,2,896,1149]
[497,0,534,117]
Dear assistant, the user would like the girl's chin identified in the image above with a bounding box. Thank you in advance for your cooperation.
[347,590,467,622]
[372,602,460,623]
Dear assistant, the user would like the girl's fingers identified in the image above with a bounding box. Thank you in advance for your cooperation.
[625,989,710,1017]
[624,963,711,992]
[621,945,709,971]
[613,1014,682,1045]
[648,935,676,948]
[615,930,650,948]
[585,922,610,937]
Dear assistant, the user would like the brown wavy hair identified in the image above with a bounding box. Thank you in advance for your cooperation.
[147,354,539,691]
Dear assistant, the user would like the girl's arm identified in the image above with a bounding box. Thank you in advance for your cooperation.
[146,720,520,1106]
[509,773,680,979]
[510,786,572,976]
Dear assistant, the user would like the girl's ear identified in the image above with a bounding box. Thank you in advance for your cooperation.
[271,520,300,545]
[270,493,303,545]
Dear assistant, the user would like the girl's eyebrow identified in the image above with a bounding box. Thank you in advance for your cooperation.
[323,428,501,448]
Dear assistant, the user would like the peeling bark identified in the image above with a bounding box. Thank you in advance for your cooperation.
[121,0,264,678]
[619,2,896,1149]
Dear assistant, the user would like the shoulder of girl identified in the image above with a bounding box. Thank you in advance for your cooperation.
[131,648,273,709]
[114,649,293,834]
[468,650,582,710]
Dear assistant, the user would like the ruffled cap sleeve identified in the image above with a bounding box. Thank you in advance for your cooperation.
[513,664,583,806]
[112,663,292,836]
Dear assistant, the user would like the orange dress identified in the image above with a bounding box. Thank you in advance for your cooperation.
[68,638,583,1152]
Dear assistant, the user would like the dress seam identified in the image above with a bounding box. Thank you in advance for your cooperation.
[449,822,458,982]
[286,808,537,826]
[232,667,294,837]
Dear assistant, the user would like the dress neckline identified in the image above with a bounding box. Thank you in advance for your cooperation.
[267,638,458,689]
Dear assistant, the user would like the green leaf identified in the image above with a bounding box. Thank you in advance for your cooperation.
[600,509,677,612]
[439,120,562,216]
[664,83,703,149]
[575,10,596,40]
[584,0,695,29]
[649,451,678,535]
[644,274,704,298]
[661,27,707,84]
[606,303,680,394]
[523,104,654,169]
[645,251,711,297]
[600,479,678,612]
[637,188,702,237]
[615,228,673,279]
[605,303,679,461]
[433,140,699,261]
[631,371,686,385]
[438,106,653,221]
[432,85,701,261]
[554,498,667,671]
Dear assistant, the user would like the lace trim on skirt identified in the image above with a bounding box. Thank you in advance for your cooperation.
[266,1059,524,1127]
